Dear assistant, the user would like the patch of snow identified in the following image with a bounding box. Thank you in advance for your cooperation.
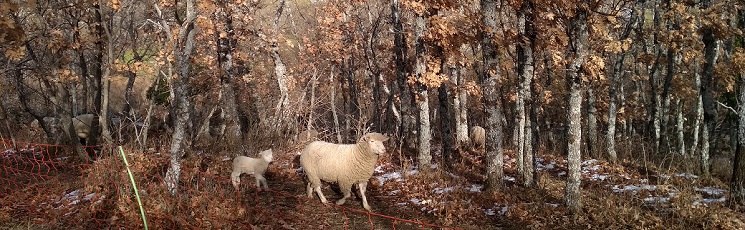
[222,156,231,161]
[611,184,657,194]
[694,187,726,196]
[643,196,670,204]
[484,208,496,216]
[433,187,455,194]
[396,202,408,206]
[558,172,566,176]
[589,173,608,181]
[376,172,403,185]
[674,173,699,179]
[504,175,516,182]
[466,184,483,192]
[499,206,510,215]
[389,190,400,195]
[544,163,556,170]
[703,197,727,203]
[545,203,560,207]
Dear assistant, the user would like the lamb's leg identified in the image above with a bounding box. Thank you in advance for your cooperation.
[257,175,269,189]
[358,182,371,211]
[306,182,313,198]
[336,183,352,205]
[231,171,242,189]
[254,175,262,189]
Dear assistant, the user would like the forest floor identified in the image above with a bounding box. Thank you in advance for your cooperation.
[2,136,745,229]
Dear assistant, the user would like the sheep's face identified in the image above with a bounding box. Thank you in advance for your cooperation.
[362,133,389,155]
[260,149,273,162]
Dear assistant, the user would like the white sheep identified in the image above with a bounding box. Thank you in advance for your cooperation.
[470,126,485,150]
[231,149,273,190]
[61,114,96,144]
[299,132,389,211]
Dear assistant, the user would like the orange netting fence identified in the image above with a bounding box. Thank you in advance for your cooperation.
[0,138,453,229]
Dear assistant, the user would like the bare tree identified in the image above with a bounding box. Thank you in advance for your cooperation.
[158,0,198,195]
[565,1,589,213]
[481,0,505,191]
[415,14,432,168]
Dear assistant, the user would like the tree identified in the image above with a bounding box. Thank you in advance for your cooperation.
[158,0,198,195]
[515,0,536,186]
[564,0,590,213]
[480,0,505,191]
[700,0,719,177]
[414,11,433,169]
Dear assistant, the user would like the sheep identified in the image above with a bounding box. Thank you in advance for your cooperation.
[61,114,96,144]
[470,126,485,150]
[299,132,389,211]
[231,149,273,190]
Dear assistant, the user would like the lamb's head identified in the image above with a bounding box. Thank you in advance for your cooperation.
[359,133,389,155]
[259,149,273,162]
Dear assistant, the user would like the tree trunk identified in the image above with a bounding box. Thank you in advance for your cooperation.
[516,0,535,186]
[733,68,745,205]
[676,99,685,155]
[587,88,597,159]
[217,3,242,144]
[692,59,703,157]
[565,3,589,213]
[453,64,469,146]
[438,83,453,167]
[160,0,197,195]
[392,0,415,150]
[330,67,343,143]
[481,0,504,191]
[701,0,719,176]
[415,14,432,168]
[272,0,289,133]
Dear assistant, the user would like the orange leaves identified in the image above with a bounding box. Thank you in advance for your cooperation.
[56,68,79,83]
[583,54,606,82]
[4,45,25,61]
[48,29,67,54]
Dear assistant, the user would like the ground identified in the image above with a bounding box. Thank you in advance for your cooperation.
[1,138,744,229]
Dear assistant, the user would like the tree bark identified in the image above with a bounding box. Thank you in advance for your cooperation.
[692,59,703,157]
[392,0,415,149]
[565,2,589,213]
[587,88,597,159]
[676,99,685,155]
[481,0,504,191]
[160,0,198,195]
[330,66,343,143]
[415,14,432,168]
[733,65,745,205]
[271,0,290,133]
[216,2,242,144]
[454,63,469,146]
[516,0,535,186]
[701,0,719,176]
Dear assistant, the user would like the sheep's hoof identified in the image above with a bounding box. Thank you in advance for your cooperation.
[335,199,346,205]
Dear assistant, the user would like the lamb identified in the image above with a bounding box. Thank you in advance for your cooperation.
[231,149,273,190]
[299,132,389,211]
[470,126,486,150]
[61,114,96,144]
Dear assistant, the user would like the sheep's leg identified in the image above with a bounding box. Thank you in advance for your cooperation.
[312,182,328,203]
[306,182,313,198]
[256,175,268,189]
[336,183,352,205]
[254,175,262,189]
[359,182,371,211]
[230,171,242,189]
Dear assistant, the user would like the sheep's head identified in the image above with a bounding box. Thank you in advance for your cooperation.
[360,133,389,155]
[260,149,273,162]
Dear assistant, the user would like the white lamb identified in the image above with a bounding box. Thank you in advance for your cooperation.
[300,132,389,211]
[231,149,273,190]
[470,126,485,150]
